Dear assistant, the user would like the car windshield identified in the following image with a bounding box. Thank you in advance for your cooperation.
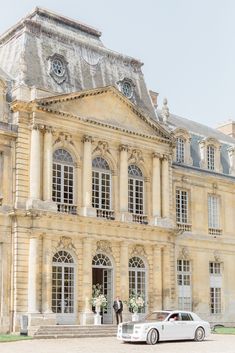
[144,311,169,321]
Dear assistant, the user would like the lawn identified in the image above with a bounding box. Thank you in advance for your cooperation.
[0,334,32,343]
[212,326,235,334]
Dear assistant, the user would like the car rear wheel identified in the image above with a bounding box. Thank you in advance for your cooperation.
[194,327,205,341]
[146,328,158,345]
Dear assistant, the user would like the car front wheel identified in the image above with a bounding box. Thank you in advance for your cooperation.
[194,327,205,341]
[146,328,158,345]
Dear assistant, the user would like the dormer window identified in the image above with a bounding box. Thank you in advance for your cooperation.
[176,138,185,163]
[207,145,215,170]
[117,78,135,100]
[48,53,68,84]
[174,128,192,165]
[199,137,221,173]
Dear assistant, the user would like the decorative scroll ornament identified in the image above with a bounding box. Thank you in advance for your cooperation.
[57,236,76,251]
[131,245,146,257]
[214,250,221,262]
[81,47,103,66]
[96,240,112,254]
[128,149,144,164]
[53,132,74,146]
[93,141,111,156]
[179,247,189,260]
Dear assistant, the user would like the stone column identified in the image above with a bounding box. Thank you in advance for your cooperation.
[29,124,42,200]
[162,155,170,218]
[152,153,161,218]
[152,245,163,310]
[162,245,172,309]
[43,126,53,202]
[80,136,96,217]
[28,237,40,313]
[80,237,94,325]
[119,145,129,219]
[42,236,53,314]
[119,241,130,321]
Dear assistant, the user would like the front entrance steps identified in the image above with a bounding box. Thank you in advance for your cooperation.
[34,324,118,339]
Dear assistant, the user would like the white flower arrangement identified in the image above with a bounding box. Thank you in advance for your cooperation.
[91,284,107,309]
[127,292,145,313]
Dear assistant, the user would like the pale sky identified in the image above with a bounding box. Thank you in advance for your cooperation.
[0,0,234,128]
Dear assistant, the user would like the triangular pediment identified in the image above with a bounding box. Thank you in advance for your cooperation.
[36,86,172,141]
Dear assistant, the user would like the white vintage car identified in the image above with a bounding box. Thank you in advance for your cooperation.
[117,310,211,345]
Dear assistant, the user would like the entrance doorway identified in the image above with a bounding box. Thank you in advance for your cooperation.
[92,254,113,324]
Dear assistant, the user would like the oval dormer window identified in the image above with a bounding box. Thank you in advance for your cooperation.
[52,58,65,77]
[122,81,133,98]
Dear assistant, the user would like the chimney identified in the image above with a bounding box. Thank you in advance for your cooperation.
[216,120,235,138]
[149,90,159,109]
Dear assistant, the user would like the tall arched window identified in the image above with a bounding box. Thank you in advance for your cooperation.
[129,256,146,313]
[52,250,75,314]
[52,149,76,214]
[128,165,144,214]
[92,157,113,219]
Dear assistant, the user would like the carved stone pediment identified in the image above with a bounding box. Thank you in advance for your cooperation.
[128,149,144,164]
[93,141,111,157]
[53,132,74,146]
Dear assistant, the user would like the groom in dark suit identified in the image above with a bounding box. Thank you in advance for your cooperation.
[113,296,123,325]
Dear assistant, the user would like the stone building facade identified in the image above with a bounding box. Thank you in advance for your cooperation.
[0,7,235,333]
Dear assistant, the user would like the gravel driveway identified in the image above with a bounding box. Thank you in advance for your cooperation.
[0,334,234,353]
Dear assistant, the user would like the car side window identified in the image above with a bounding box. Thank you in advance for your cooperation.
[181,313,193,321]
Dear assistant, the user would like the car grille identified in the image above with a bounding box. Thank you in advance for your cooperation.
[122,323,134,334]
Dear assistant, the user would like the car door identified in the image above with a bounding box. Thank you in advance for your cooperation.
[160,313,184,340]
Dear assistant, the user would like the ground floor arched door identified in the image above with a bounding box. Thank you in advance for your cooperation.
[92,253,113,324]
[52,250,76,324]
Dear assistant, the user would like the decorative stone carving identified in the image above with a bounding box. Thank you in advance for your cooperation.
[53,132,74,146]
[179,247,189,260]
[131,245,146,257]
[82,135,93,143]
[96,240,112,254]
[162,98,170,123]
[81,47,104,67]
[119,144,129,152]
[57,236,76,251]
[93,141,111,156]
[214,250,221,262]
[128,149,144,164]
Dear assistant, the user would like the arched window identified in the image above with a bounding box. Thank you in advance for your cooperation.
[128,165,144,214]
[129,256,146,313]
[207,145,215,170]
[92,253,112,267]
[92,157,112,212]
[52,250,75,314]
[52,149,76,213]
[176,137,185,163]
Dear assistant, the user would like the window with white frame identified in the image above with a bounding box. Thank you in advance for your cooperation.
[52,149,74,208]
[176,137,185,163]
[128,165,144,214]
[129,257,146,313]
[176,189,189,224]
[208,195,220,229]
[52,250,74,314]
[207,145,215,170]
[92,157,111,210]
[209,262,222,314]
[177,259,192,311]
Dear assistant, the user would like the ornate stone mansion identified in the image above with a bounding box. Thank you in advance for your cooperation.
[1,7,235,333]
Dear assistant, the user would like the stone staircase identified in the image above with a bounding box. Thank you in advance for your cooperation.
[34,324,118,339]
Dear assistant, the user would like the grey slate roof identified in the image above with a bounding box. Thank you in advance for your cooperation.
[0,7,156,120]
[157,110,235,175]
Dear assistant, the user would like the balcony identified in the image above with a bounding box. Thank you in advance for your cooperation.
[177,222,192,232]
[131,214,148,225]
[208,228,222,236]
[96,209,115,220]
[57,203,77,215]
